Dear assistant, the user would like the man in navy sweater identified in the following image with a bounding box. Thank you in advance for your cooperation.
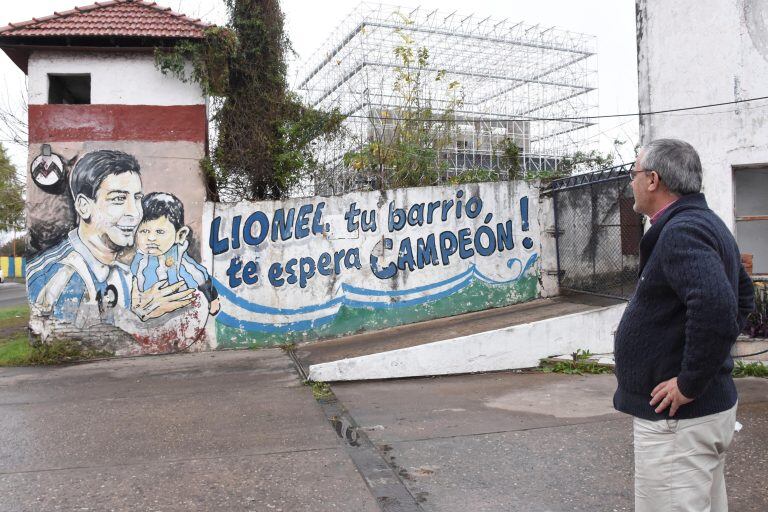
[613,139,755,512]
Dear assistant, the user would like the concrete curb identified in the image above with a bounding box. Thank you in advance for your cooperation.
[309,303,627,382]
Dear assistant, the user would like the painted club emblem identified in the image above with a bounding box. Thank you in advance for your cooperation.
[30,145,67,193]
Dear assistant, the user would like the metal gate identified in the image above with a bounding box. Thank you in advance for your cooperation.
[547,163,643,300]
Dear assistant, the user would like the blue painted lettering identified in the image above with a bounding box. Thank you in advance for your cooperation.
[458,228,474,259]
[439,231,458,265]
[242,261,259,285]
[416,234,439,268]
[209,216,229,255]
[295,204,313,239]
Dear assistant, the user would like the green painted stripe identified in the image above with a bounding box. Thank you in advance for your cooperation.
[216,274,539,348]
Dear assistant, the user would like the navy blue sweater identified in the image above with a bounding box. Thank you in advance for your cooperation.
[613,193,755,420]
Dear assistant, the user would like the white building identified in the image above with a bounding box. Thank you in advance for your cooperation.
[636,0,768,274]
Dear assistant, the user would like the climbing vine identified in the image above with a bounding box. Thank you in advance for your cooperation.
[155,1,343,201]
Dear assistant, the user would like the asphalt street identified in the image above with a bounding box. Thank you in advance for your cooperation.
[1,349,766,511]
[0,282,27,309]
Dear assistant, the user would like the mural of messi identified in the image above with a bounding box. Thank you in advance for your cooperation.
[26,150,215,350]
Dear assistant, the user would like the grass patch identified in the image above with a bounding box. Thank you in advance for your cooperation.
[0,304,112,366]
[733,360,768,378]
[0,304,29,330]
[0,337,112,366]
[0,332,33,366]
[305,380,334,400]
[540,349,614,375]
[277,342,297,352]
[25,339,112,365]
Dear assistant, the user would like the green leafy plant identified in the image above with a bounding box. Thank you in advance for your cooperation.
[744,283,768,338]
[447,167,503,185]
[0,143,24,232]
[733,360,768,378]
[540,349,613,375]
[24,340,112,365]
[305,380,334,400]
[500,138,523,181]
[343,18,464,189]
[556,149,616,176]
[154,26,237,97]
[155,1,344,201]
[1,338,112,366]
[277,341,296,352]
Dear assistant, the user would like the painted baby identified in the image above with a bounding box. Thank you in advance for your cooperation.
[131,192,220,316]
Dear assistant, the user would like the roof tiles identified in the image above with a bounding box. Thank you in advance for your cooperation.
[0,0,210,39]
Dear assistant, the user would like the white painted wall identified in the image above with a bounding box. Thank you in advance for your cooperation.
[28,51,204,106]
[309,302,626,381]
[636,0,768,230]
[203,181,546,345]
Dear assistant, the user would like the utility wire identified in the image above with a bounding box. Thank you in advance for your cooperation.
[339,94,768,123]
[734,347,768,358]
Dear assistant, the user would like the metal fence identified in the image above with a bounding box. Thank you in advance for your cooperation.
[548,163,643,300]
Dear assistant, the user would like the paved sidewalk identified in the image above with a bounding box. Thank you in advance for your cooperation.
[1,350,766,511]
[0,350,378,512]
[332,372,768,511]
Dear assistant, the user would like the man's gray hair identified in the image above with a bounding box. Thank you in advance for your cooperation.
[640,139,702,195]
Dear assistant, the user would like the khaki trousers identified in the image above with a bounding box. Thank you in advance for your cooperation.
[633,403,737,512]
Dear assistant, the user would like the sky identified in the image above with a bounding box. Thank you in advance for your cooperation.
[0,0,639,181]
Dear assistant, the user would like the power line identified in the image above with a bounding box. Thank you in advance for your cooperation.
[339,94,768,123]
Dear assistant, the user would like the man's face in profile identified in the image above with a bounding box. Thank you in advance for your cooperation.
[89,172,144,248]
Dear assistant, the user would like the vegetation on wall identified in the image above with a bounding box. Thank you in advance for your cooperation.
[155,0,344,201]
[343,19,464,190]
[156,4,626,197]
[557,148,616,175]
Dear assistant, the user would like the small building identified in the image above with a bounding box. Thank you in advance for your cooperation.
[0,0,215,353]
[636,0,768,275]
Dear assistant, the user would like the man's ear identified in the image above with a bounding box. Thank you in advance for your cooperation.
[75,194,93,221]
[648,171,661,192]
[176,226,190,245]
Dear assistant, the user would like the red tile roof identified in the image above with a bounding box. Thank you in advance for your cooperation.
[0,0,210,39]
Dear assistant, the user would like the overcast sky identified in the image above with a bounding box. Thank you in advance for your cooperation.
[0,0,639,177]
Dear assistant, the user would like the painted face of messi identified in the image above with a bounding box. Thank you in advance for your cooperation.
[77,172,144,248]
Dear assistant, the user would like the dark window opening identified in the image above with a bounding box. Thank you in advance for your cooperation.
[48,74,91,104]
[734,167,768,275]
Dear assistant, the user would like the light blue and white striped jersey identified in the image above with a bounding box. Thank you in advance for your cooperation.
[130,241,209,293]
[26,229,132,323]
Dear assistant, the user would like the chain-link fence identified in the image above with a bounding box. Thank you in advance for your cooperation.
[548,163,643,299]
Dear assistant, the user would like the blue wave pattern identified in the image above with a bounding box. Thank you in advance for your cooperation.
[215,253,538,333]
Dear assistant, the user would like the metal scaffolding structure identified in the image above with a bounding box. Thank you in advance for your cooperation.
[294,2,598,195]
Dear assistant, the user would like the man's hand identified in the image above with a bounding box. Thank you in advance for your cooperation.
[650,377,694,417]
[131,277,195,321]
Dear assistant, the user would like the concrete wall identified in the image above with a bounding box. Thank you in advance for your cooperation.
[309,302,627,381]
[636,0,768,232]
[204,181,547,348]
[23,50,562,357]
[28,51,204,106]
[25,50,211,355]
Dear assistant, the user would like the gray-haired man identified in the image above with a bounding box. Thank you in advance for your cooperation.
[613,139,754,511]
